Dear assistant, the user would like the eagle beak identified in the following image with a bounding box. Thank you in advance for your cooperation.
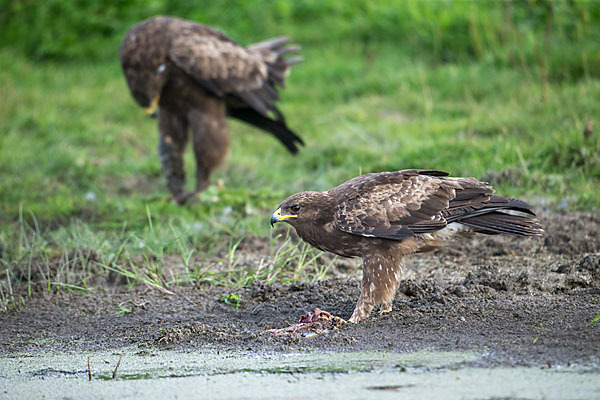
[270,208,296,227]
[145,95,160,117]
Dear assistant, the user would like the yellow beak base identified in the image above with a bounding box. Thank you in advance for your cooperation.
[144,95,160,116]
[270,208,297,227]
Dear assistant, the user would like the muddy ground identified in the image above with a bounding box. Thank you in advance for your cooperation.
[1,211,599,368]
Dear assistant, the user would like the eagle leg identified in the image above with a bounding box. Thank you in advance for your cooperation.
[158,109,189,204]
[349,255,402,323]
[193,165,210,195]
[189,106,230,196]
[349,287,376,323]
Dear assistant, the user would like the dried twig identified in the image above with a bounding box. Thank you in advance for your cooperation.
[87,356,92,381]
[112,354,123,379]
[144,281,175,295]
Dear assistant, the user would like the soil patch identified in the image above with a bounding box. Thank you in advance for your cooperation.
[1,211,599,367]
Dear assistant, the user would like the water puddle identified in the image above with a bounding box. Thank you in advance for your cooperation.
[0,348,598,399]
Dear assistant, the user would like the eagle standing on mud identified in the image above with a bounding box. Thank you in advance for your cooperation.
[120,16,303,204]
[271,169,543,323]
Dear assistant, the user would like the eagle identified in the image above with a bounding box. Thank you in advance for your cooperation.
[120,16,303,204]
[270,169,543,323]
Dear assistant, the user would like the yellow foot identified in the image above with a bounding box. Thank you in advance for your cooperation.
[378,307,392,316]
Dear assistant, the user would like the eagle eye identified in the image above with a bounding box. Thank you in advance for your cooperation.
[290,204,301,213]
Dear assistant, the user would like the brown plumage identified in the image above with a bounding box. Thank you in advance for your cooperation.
[120,16,303,204]
[270,169,543,323]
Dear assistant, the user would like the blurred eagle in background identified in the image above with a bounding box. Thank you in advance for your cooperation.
[271,169,543,322]
[120,16,303,204]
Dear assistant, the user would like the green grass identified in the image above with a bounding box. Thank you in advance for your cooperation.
[1,3,599,309]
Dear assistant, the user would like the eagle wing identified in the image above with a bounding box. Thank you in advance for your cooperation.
[168,29,284,116]
[333,170,494,240]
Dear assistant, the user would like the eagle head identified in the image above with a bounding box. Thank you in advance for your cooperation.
[270,191,331,229]
[121,62,168,117]
[119,20,170,117]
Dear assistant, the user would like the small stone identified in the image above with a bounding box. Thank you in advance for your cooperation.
[85,191,97,201]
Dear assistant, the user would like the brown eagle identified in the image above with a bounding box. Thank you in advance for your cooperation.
[270,169,543,323]
[120,16,303,204]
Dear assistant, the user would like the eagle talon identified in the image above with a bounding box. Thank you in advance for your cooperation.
[165,191,198,205]
[175,191,199,206]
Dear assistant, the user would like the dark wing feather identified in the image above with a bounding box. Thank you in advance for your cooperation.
[227,107,304,153]
[332,170,464,240]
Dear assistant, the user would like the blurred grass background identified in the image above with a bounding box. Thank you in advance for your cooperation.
[0,0,599,305]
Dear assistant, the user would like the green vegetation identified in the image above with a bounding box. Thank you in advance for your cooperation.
[1,1,599,309]
[219,293,242,309]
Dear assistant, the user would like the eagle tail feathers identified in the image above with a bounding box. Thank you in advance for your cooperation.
[275,45,301,57]
[247,36,290,52]
[459,212,543,236]
[248,36,302,89]
[455,196,543,236]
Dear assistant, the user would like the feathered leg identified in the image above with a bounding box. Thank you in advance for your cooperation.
[349,276,376,323]
[349,254,403,323]
[189,101,229,196]
[158,108,188,204]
